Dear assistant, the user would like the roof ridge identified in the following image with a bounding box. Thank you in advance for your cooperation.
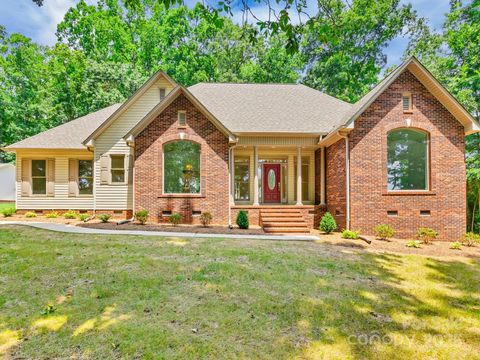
[189,82,301,86]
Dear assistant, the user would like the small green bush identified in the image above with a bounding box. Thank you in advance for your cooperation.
[1,207,16,217]
[236,210,249,229]
[135,209,149,225]
[45,211,59,219]
[416,227,438,244]
[25,211,37,218]
[319,212,337,234]
[77,214,90,222]
[64,210,77,219]
[450,241,462,250]
[461,232,480,247]
[341,229,359,239]
[169,212,182,226]
[374,224,395,240]
[406,240,422,248]
[199,212,213,227]
[98,214,111,223]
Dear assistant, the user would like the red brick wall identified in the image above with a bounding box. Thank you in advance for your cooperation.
[349,69,466,240]
[134,93,230,224]
[326,139,347,230]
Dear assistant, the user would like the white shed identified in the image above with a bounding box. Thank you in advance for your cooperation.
[0,163,15,201]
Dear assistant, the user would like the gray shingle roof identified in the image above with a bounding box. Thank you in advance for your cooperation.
[188,83,352,134]
[5,103,122,149]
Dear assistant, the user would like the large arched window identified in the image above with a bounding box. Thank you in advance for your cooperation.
[163,141,200,194]
[387,129,428,190]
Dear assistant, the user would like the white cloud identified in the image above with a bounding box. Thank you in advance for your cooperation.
[0,0,98,45]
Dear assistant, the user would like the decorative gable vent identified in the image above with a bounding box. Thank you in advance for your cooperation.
[159,88,166,101]
[402,93,412,112]
[178,111,186,126]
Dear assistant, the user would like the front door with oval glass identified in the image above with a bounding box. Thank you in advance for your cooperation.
[263,164,281,203]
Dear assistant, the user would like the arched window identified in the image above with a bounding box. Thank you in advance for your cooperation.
[387,129,428,190]
[163,141,200,194]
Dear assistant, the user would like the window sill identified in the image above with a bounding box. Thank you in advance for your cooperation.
[403,110,413,114]
[158,194,205,198]
[382,190,436,196]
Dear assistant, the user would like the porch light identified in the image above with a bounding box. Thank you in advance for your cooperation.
[179,131,186,140]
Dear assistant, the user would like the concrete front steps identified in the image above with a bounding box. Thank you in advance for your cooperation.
[260,208,310,234]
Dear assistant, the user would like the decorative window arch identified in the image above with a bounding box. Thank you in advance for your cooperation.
[387,128,429,191]
[163,141,200,194]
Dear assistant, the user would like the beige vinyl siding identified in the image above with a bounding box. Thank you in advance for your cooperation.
[16,150,94,210]
[94,76,174,210]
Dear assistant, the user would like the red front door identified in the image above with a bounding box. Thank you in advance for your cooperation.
[263,164,281,203]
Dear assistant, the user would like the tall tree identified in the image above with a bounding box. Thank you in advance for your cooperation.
[407,0,480,231]
[302,0,422,102]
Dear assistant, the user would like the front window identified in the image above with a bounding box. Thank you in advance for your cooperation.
[111,155,125,183]
[32,160,46,195]
[234,157,250,201]
[387,129,428,190]
[164,141,200,194]
[79,160,93,195]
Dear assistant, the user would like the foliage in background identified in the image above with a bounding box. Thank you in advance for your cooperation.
[407,0,480,232]
[302,0,422,102]
[1,1,302,162]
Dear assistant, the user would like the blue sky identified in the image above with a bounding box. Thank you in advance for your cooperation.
[0,0,451,68]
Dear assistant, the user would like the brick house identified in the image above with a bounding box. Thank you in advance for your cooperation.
[4,57,479,240]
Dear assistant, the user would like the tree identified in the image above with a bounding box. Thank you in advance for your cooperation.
[301,0,422,102]
[407,0,480,231]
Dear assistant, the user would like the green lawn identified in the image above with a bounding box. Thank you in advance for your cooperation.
[0,202,14,211]
[0,225,479,359]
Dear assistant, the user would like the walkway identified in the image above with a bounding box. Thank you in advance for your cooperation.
[0,221,320,241]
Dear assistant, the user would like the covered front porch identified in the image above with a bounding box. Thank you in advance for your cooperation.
[228,135,327,232]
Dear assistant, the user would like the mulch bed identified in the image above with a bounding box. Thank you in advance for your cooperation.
[77,221,266,235]
[312,230,480,259]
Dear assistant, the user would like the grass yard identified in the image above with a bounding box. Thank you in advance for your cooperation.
[0,226,479,359]
[0,203,14,212]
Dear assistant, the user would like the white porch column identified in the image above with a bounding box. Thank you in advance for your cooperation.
[253,146,259,205]
[320,146,326,205]
[296,147,303,205]
[229,147,235,206]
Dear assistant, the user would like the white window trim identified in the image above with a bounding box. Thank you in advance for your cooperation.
[78,159,94,196]
[162,141,201,195]
[110,154,126,185]
[31,159,47,196]
[387,128,430,192]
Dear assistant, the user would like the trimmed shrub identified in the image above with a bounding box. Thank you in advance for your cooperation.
[236,210,249,229]
[341,229,359,239]
[319,212,337,234]
[25,211,37,218]
[461,232,480,247]
[169,212,182,226]
[374,224,395,240]
[98,214,111,223]
[1,207,16,217]
[416,227,438,244]
[450,241,462,250]
[199,212,213,227]
[135,209,149,225]
[64,210,77,219]
[77,214,90,222]
[406,240,422,248]
[45,211,59,219]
